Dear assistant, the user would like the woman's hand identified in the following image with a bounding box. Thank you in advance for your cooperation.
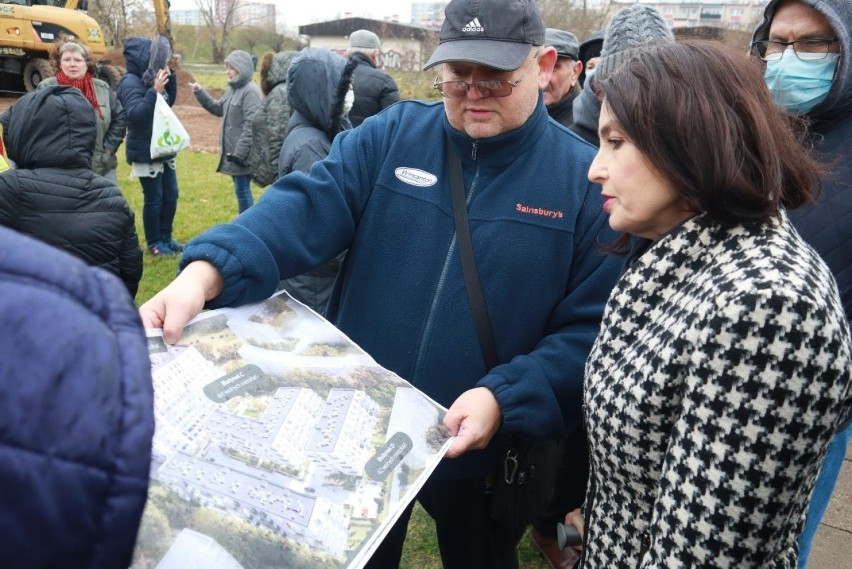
[154,68,170,94]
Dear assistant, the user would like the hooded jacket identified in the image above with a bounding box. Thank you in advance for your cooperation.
[0,226,154,568]
[569,87,602,146]
[194,50,263,176]
[279,48,354,176]
[276,48,356,313]
[753,0,852,328]
[578,29,604,87]
[0,86,142,297]
[38,75,126,176]
[179,96,622,481]
[117,36,178,164]
[347,51,400,127]
[250,51,297,187]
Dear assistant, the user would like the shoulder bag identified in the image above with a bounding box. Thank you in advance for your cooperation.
[446,136,559,526]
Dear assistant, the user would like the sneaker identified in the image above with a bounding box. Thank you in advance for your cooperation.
[147,243,176,257]
[529,527,580,569]
[157,241,182,255]
[166,239,184,252]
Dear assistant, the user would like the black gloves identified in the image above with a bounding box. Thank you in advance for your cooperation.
[226,153,248,168]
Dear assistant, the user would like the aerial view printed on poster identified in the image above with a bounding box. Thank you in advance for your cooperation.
[132,291,451,569]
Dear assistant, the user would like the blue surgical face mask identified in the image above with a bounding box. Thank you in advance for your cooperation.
[764,50,839,114]
[585,67,596,81]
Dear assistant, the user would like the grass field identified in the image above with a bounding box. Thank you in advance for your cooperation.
[119,152,546,568]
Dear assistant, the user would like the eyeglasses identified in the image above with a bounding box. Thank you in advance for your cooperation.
[750,38,839,61]
[433,49,542,98]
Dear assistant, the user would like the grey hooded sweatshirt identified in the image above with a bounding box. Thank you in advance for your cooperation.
[194,50,262,176]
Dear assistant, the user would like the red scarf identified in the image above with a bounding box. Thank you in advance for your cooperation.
[55,70,103,118]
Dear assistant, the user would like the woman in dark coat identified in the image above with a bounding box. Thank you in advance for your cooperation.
[117,34,182,257]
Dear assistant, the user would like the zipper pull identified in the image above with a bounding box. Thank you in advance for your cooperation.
[471,141,478,160]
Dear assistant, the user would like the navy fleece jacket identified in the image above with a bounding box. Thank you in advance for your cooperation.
[180,97,621,479]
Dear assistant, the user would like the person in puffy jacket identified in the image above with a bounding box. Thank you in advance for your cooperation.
[191,50,263,213]
[117,34,182,257]
[0,225,155,569]
[345,29,400,126]
[249,50,297,188]
[276,48,356,313]
[0,85,143,297]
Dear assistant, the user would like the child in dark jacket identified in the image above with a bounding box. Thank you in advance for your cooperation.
[0,85,143,297]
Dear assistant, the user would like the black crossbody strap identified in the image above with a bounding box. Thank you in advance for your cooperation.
[446,136,499,371]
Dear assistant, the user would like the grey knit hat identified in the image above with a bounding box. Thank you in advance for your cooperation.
[593,5,673,85]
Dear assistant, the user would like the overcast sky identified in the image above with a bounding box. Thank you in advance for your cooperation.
[170,1,416,29]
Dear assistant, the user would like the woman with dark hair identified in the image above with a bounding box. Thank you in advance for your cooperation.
[570,39,851,567]
[38,37,126,181]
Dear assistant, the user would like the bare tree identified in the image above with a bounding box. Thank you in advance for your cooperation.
[268,33,289,53]
[88,0,122,46]
[194,0,243,63]
[538,0,614,41]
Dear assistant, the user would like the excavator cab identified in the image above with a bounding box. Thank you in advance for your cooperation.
[0,0,119,91]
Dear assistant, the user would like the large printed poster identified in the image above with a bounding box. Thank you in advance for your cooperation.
[131,291,451,569]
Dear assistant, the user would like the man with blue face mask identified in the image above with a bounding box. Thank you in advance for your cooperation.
[752,1,851,566]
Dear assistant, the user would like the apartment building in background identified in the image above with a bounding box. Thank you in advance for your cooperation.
[609,0,767,31]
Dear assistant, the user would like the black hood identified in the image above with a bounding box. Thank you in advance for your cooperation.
[123,36,151,78]
[6,85,95,169]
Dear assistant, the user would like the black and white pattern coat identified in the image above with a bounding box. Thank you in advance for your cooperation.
[581,213,852,568]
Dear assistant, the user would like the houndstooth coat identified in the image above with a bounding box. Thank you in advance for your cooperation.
[581,212,852,568]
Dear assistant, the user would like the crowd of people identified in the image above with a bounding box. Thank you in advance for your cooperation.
[0,0,850,567]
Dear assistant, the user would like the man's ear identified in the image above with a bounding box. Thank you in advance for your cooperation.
[571,60,584,87]
[537,47,558,89]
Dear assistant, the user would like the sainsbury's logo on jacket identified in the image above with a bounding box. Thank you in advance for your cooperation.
[516,203,563,219]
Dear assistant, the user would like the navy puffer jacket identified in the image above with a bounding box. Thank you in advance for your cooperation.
[0,227,155,568]
[117,36,178,164]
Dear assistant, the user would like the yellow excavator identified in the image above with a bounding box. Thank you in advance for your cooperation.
[0,0,174,92]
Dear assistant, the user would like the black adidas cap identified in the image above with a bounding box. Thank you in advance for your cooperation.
[424,0,545,71]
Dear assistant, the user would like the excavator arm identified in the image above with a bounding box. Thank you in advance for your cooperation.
[153,0,174,47]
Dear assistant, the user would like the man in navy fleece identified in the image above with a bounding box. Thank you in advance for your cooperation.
[140,0,621,566]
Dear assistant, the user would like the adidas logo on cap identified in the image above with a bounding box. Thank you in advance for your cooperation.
[462,18,484,32]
